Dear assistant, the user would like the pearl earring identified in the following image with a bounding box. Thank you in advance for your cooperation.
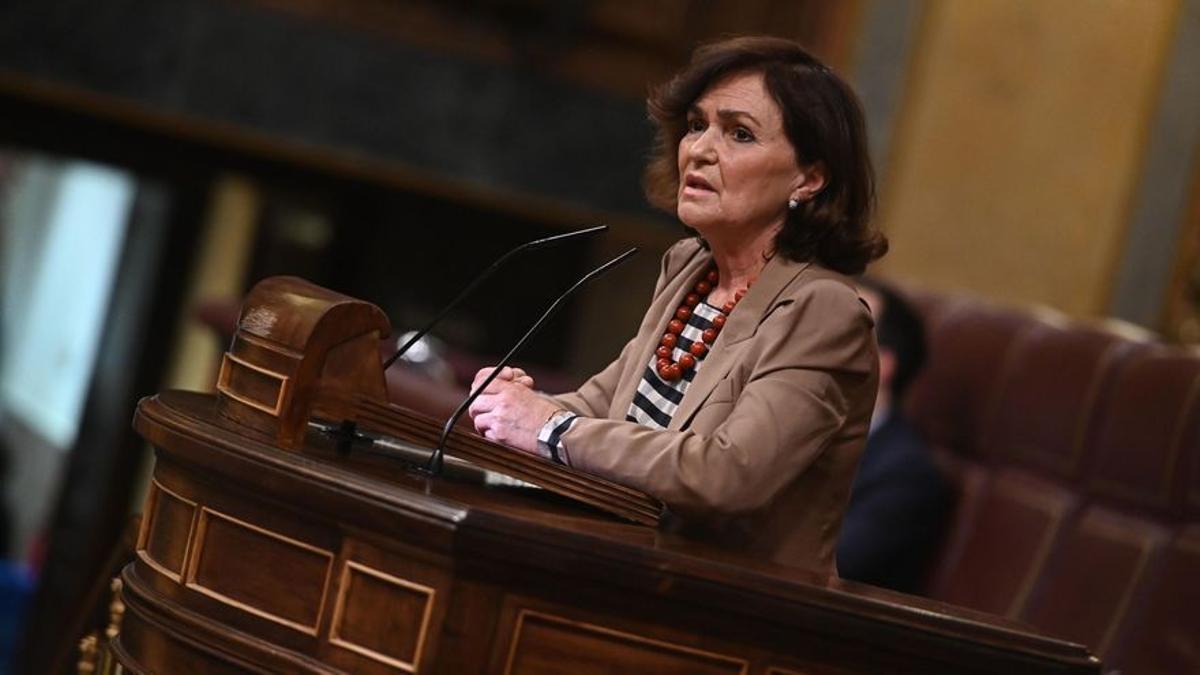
[788,197,800,210]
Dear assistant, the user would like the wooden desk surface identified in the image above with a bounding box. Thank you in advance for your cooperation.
[117,390,1101,674]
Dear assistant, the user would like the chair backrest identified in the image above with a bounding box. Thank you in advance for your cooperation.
[905,288,1200,675]
[928,467,1078,618]
[904,302,1035,459]
[1084,345,1200,517]
[981,321,1141,479]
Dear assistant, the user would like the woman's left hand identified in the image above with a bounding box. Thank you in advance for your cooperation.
[468,377,560,454]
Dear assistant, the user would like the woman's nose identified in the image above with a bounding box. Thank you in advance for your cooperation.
[685,128,719,164]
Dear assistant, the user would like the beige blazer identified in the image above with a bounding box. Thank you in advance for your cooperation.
[552,238,878,577]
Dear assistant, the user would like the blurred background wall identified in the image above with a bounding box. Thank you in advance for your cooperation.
[0,0,1196,672]
[875,0,1198,331]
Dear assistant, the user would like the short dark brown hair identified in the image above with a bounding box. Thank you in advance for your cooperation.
[644,36,887,274]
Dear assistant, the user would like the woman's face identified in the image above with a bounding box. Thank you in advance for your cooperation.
[676,71,809,241]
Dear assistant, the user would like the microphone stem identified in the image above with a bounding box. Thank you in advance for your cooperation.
[425,247,638,475]
[383,224,607,370]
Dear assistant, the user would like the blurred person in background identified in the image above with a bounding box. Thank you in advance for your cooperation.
[837,278,952,594]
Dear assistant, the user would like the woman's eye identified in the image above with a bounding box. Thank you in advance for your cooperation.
[732,127,755,142]
[686,118,705,134]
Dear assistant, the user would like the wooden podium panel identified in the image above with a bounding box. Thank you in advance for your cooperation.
[115,391,1102,674]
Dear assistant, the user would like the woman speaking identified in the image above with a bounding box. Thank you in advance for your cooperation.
[468,36,886,576]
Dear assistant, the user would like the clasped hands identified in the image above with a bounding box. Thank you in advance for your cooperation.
[467,366,560,454]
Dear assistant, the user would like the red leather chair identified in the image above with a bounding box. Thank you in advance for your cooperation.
[901,288,1200,675]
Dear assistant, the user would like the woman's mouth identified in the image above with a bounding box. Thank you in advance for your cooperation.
[683,174,716,193]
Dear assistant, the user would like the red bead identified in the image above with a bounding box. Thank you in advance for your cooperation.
[684,293,700,307]
[675,306,692,321]
[695,280,712,295]
[657,363,672,379]
[721,302,736,314]
[661,333,677,349]
[735,289,747,301]
[668,319,685,334]
[690,342,707,357]
[703,328,719,344]
[656,345,672,360]
[657,357,672,371]
[678,353,696,369]
[711,314,726,328]
[706,269,719,283]
[660,363,682,381]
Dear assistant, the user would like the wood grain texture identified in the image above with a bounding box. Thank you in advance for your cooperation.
[185,507,335,635]
[502,609,748,675]
[138,480,197,582]
[328,561,434,671]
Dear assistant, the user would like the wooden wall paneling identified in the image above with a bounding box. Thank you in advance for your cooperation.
[462,544,905,675]
[130,454,467,674]
[877,0,1181,318]
[114,600,269,675]
[245,0,859,96]
[185,506,336,636]
[487,591,754,675]
[328,562,434,671]
[500,608,750,675]
[483,586,956,675]
[119,564,340,674]
[320,536,453,674]
[429,577,506,675]
[131,456,340,656]
[137,479,198,583]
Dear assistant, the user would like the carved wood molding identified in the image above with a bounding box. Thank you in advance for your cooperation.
[328,560,436,672]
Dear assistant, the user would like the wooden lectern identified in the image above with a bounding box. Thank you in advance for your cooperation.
[114,277,1102,674]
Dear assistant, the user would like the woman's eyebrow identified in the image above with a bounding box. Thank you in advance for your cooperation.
[716,108,761,127]
[687,105,763,129]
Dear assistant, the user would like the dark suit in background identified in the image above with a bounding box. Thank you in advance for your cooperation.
[837,410,952,593]
[836,279,953,594]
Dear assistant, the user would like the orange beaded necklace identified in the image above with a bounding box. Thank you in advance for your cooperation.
[655,265,750,382]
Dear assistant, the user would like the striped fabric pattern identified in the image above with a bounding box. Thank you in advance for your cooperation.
[625,300,722,429]
[537,408,578,464]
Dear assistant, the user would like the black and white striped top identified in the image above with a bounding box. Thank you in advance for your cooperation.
[625,299,722,429]
[536,299,723,462]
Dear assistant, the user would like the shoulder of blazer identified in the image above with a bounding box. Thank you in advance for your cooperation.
[788,262,861,297]
[781,263,874,324]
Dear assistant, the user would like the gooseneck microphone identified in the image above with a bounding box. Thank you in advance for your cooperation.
[424,247,638,475]
[382,224,608,370]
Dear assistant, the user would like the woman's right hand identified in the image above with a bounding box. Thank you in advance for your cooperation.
[467,366,555,452]
[471,366,535,392]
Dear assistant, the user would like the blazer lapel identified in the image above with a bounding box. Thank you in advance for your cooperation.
[669,254,812,430]
[608,245,712,419]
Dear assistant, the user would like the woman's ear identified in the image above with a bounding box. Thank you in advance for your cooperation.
[791,161,827,202]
